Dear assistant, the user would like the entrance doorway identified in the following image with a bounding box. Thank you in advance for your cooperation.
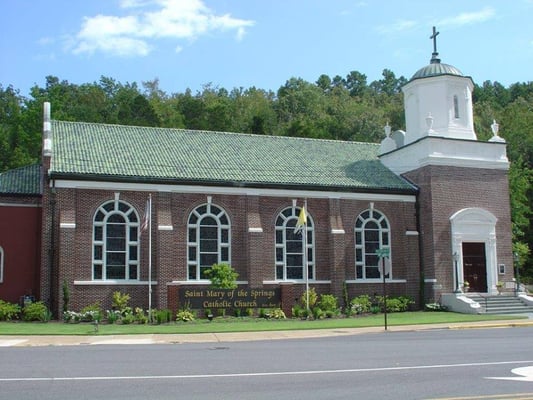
[462,242,487,292]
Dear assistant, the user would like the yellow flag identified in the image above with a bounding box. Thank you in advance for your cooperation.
[294,206,307,235]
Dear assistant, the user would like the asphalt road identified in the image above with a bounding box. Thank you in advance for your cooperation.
[1,327,533,400]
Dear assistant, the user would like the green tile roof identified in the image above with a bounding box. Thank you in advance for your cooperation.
[50,120,416,193]
[0,164,41,195]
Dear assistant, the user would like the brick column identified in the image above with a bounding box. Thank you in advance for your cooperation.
[280,283,296,317]
[328,198,345,299]
[167,283,180,316]
[246,196,264,288]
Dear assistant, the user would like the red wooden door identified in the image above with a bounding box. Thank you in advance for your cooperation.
[462,242,487,292]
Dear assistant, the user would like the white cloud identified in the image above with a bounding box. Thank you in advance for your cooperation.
[376,19,418,35]
[436,7,496,28]
[68,0,255,57]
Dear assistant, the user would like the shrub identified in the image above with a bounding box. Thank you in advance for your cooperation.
[292,304,308,319]
[176,309,195,322]
[300,288,318,311]
[106,310,121,324]
[350,295,372,314]
[270,308,286,319]
[376,296,414,312]
[112,291,130,312]
[63,310,78,323]
[80,303,103,322]
[134,307,148,324]
[312,307,324,319]
[425,303,448,311]
[23,301,50,322]
[0,300,21,321]
[318,294,339,317]
[121,313,135,324]
[204,263,239,289]
[152,309,172,324]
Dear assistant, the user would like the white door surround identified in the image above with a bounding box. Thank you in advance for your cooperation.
[450,208,498,294]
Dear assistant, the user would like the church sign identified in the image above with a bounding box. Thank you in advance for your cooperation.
[180,288,281,310]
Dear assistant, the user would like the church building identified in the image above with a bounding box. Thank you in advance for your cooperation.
[0,29,516,316]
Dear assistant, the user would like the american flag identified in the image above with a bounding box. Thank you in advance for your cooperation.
[140,197,151,233]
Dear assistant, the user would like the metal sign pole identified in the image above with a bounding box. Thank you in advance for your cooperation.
[376,247,390,331]
[383,256,387,331]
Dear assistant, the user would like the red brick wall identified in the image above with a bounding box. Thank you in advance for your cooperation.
[404,165,513,302]
[0,197,42,304]
[44,186,421,313]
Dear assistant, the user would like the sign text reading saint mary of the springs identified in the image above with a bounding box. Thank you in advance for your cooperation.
[180,288,281,310]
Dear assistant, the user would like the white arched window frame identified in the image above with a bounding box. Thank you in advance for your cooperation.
[275,206,315,281]
[355,209,391,280]
[187,203,230,281]
[92,200,140,281]
[0,246,4,283]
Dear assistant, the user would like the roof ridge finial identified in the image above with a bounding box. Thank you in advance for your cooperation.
[430,26,440,64]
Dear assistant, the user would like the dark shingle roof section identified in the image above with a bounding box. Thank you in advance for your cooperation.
[0,164,42,195]
[50,120,415,193]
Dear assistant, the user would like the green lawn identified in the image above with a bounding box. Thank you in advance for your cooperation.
[0,312,526,336]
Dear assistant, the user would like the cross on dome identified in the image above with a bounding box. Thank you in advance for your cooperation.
[430,26,441,64]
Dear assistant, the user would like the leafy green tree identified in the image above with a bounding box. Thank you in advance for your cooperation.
[205,263,239,289]
[345,70,368,98]
[143,78,185,128]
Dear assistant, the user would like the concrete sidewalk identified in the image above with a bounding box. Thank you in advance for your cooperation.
[1,318,533,347]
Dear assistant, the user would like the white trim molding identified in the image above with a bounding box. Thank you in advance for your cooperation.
[74,280,158,286]
[52,179,417,203]
[262,280,332,285]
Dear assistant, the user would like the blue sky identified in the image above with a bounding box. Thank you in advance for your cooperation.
[1,0,532,97]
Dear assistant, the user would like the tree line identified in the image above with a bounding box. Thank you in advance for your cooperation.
[0,70,531,278]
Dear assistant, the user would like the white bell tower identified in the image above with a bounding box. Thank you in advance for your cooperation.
[402,27,476,145]
[380,27,508,175]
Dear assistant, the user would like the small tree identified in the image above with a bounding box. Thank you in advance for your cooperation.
[205,263,238,289]
[112,291,130,312]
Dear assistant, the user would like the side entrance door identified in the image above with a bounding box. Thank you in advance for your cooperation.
[462,242,487,292]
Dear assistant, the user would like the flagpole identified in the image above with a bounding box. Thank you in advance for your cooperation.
[303,199,309,317]
[148,194,152,322]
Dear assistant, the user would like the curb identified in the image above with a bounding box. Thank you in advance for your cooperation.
[1,319,532,347]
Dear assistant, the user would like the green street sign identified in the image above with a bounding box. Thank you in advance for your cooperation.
[376,247,390,258]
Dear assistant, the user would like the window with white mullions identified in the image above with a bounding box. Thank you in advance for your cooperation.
[187,203,230,281]
[275,206,314,281]
[355,209,391,280]
[92,199,140,281]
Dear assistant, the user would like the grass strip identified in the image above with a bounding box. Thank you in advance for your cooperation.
[0,312,526,336]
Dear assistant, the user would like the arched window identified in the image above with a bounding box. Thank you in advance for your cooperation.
[93,200,140,280]
[0,246,4,283]
[275,206,314,281]
[355,209,391,280]
[187,203,230,280]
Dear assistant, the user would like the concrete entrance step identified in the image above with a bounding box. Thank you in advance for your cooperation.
[467,294,533,314]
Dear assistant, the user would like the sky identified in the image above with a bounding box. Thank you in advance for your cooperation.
[1,0,532,97]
